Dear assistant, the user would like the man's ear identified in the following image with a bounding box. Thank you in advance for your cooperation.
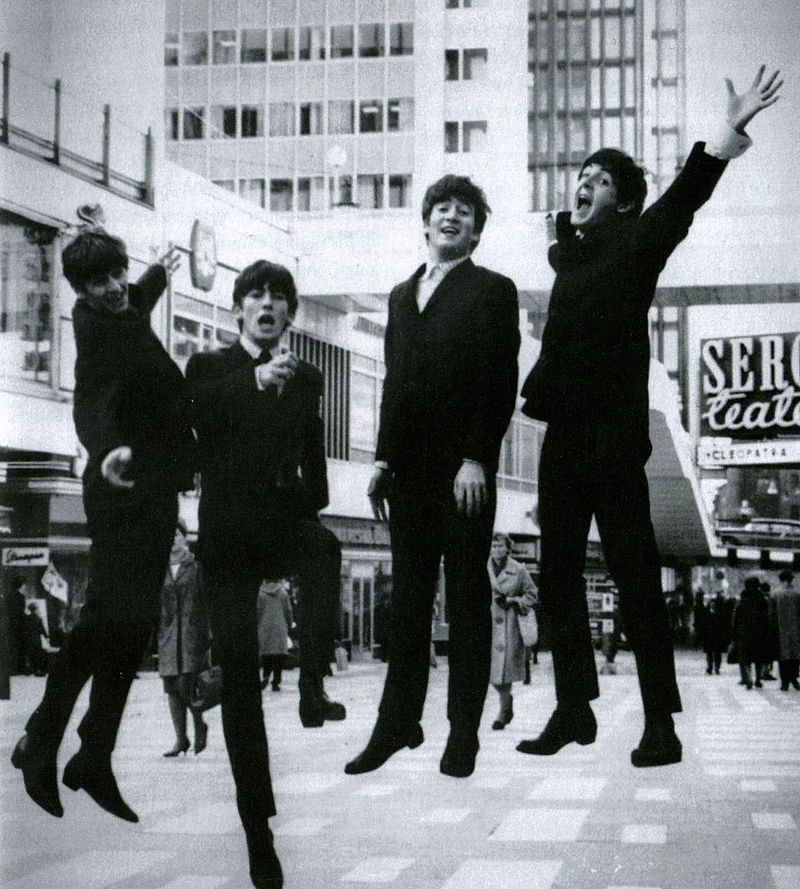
[616,200,635,217]
[283,313,296,333]
[469,232,482,253]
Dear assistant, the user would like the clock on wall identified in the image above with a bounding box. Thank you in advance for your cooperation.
[189,220,217,291]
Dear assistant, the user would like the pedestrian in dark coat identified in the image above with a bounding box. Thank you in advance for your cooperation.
[516,66,782,769]
[732,576,770,690]
[773,570,800,691]
[159,521,209,756]
[701,593,731,676]
[12,229,195,823]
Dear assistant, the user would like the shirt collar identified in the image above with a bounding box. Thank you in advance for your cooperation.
[424,254,470,279]
[239,335,270,360]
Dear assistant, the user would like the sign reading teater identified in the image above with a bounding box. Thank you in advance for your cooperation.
[700,332,800,439]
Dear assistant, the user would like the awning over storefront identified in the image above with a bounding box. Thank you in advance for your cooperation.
[646,361,715,562]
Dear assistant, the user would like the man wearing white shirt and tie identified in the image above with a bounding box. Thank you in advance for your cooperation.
[345,175,520,779]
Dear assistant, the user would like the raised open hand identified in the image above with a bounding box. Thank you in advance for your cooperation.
[725,66,782,133]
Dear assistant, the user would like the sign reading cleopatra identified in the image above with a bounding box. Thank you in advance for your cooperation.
[700,332,800,439]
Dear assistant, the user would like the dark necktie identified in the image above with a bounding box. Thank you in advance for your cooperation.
[256,349,272,365]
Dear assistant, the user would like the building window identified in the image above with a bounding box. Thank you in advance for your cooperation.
[271,27,295,61]
[212,179,236,193]
[389,174,412,208]
[359,23,385,58]
[350,353,381,460]
[299,26,325,60]
[389,22,413,56]
[357,174,384,209]
[328,100,355,134]
[241,29,267,63]
[445,49,459,81]
[0,211,56,386]
[211,105,237,138]
[183,106,205,140]
[463,48,488,80]
[165,108,180,141]
[213,30,237,64]
[387,98,414,131]
[269,102,295,137]
[444,121,459,153]
[359,100,383,133]
[330,25,354,59]
[299,102,323,136]
[297,177,325,211]
[241,105,264,138]
[463,120,487,152]
[165,32,179,66]
[182,31,208,65]
[239,178,266,208]
[270,179,294,212]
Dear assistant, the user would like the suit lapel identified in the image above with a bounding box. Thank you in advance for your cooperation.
[420,258,475,316]
[397,265,425,317]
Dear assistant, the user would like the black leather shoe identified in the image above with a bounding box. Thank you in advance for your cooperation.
[516,705,597,756]
[791,680,800,691]
[491,704,514,731]
[62,753,138,822]
[299,679,346,727]
[440,732,479,778]
[11,735,63,818]
[250,825,283,888]
[344,723,423,775]
[630,716,682,768]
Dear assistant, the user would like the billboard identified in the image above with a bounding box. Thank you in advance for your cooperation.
[699,332,800,439]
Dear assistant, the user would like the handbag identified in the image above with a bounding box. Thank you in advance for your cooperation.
[190,654,223,712]
[517,608,539,648]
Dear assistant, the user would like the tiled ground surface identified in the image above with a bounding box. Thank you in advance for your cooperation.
[1,650,799,889]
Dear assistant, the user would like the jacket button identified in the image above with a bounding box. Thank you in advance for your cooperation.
[495,616,504,624]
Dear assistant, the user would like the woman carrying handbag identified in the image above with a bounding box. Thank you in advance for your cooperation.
[487,533,538,730]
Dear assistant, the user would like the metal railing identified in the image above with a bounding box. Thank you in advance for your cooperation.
[1,53,154,205]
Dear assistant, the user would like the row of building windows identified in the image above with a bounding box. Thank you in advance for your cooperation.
[529,11,637,66]
[166,23,413,66]
[444,48,488,81]
[167,98,414,141]
[444,120,487,154]
[530,63,637,113]
[210,174,413,212]
[528,111,636,164]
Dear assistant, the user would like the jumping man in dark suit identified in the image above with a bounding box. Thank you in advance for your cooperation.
[345,175,520,779]
[186,260,343,889]
[517,67,782,767]
[12,229,196,821]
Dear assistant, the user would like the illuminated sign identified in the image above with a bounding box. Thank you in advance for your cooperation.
[2,547,50,566]
[699,332,800,439]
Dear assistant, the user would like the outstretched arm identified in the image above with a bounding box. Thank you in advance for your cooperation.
[725,65,782,134]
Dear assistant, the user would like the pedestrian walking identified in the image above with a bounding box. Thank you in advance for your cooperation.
[701,592,732,676]
[731,576,770,690]
[487,534,538,730]
[258,580,293,692]
[516,66,782,768]
[772,570,800,691]
[159,520,210,757]
[12,228,195,822]
[23,602,49,677]
[345,175,520,780]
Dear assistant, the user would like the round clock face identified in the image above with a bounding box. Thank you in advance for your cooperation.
[197,234,217,277]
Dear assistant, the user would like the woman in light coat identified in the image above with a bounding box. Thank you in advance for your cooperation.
[257,579,294,691]
[488,533,538,729]
[158,521,210,755]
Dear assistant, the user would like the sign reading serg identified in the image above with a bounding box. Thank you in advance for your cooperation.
[700,332,800,438]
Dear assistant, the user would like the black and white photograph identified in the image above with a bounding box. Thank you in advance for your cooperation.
[0,1,798,888]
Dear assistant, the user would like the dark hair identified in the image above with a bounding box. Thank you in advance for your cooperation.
[421,175,491,235]
[232,260,298,316]
[62,229,129,291]
[492,532,513,550]
[778,569,795,584]
[581,148,647,218]
[744,575,762,593]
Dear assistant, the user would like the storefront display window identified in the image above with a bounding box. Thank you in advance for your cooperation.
[0,210,57,387]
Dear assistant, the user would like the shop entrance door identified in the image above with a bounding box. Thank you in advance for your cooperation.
[347,573,375,660]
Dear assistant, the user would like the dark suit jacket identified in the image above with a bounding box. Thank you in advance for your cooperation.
[72,264,196,513]
[186,341,329,572]
[521,142,728,450]
[376,258,520,478]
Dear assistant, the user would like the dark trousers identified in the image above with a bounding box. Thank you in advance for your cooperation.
[26,494,177,756]
[779,658,800,687]
[538,422,681,717]
[378,472,496,737]
[706,649,723,673]
[261,655,285,688]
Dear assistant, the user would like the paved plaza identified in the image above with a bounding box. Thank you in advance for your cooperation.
[1,650,799,889]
